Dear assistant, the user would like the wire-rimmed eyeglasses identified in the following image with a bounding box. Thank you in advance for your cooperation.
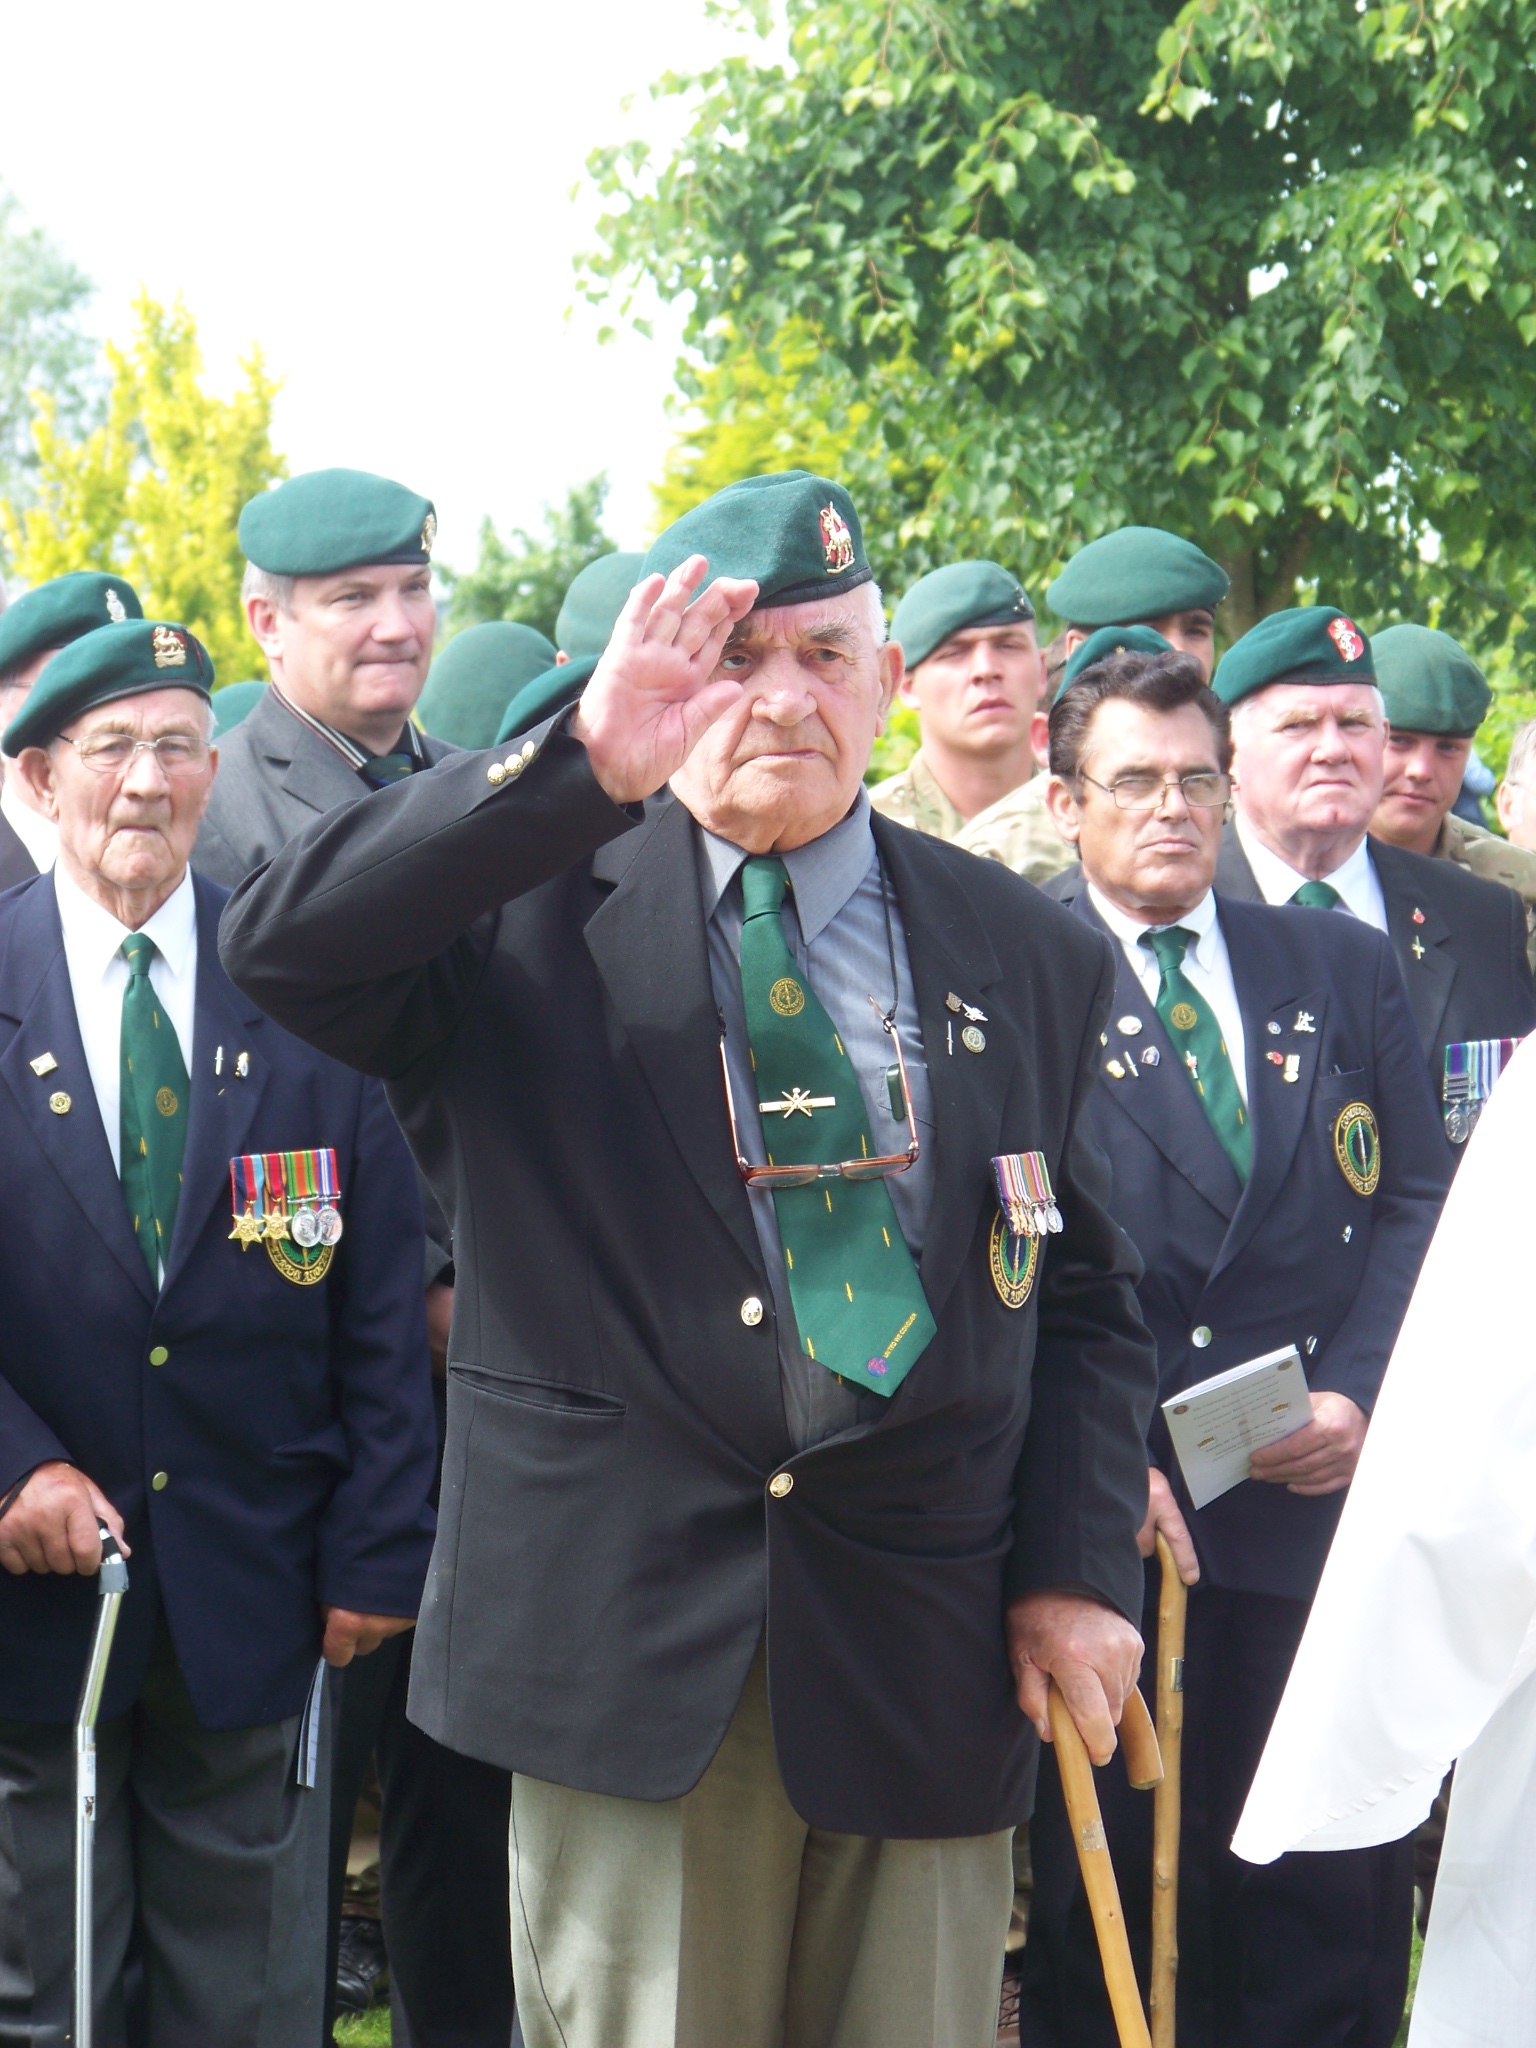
[720,997,921,1189]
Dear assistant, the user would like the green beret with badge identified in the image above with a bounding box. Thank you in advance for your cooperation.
[1212,605,1374,707]
[0,571,143,679]
[640,470,871,608]
[1046,527,1229,628]
[1055,624,1172,700]
[418,622,558,750]
[238,468,437,577]
[212,680,266,738]
[891,561,1034,670]
[3,620,215,753]
[556,553,644,657]
[1371,623,1490,737]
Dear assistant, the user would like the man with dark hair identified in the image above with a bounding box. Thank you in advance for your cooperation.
[1213,608,1536,1146]
[1022,646,1448,2047]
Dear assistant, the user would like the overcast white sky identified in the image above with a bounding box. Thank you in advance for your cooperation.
[3,0,766,572]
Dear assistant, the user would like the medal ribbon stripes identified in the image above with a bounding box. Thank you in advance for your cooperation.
[1442,1037,1524,1144]
[991,1152,1064,1240]
[229,1148,343,1284]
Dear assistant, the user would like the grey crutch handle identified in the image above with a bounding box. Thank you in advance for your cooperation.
[75,1517,129,2048]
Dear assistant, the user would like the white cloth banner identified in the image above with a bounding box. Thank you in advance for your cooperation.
[1232,1033,1536,2046]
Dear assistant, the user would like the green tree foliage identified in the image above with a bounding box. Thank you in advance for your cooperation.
[441,477,616,643]
[0,186,98,550]
[1,293,284,680]
[584,0,1536,669]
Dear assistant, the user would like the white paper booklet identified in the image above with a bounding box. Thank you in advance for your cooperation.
[1162,1345,1310,1509]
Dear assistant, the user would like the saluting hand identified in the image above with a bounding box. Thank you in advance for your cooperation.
[573,555,758,805]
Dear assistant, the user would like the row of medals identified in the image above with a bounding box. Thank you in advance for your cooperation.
[231,1202,344,1248]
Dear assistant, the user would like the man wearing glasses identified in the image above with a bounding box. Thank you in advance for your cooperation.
[221,470,1159,2048]
[0,619,436,2044]
[1027,641,1448,2046]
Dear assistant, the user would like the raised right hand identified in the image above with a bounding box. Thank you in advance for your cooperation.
[572,555,759,804]
[0,1461,130,1576]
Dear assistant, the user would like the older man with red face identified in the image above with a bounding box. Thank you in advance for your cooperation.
[1212,607,1535,1147]
[220,470,1159,2048]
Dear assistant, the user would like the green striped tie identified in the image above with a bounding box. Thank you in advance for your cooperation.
[1139,926,1251,1182]
[738,857,935,1398]
[119,933,189,1279]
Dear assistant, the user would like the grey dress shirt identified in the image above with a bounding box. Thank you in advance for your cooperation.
[698,792,935,1450]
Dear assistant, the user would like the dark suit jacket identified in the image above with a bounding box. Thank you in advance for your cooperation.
[1052,874,1448,1599]
[1216,825,1536,1129]
[219,722,1158,1838]
[0,806,40,892]
[0,873,438,1728]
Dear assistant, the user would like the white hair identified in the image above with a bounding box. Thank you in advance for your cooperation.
[861,579,887,644]
[241,560,296,614]
[1506,718,1536,790]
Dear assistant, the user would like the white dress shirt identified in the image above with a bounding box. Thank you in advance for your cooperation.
[1235,814,1387,931]
[0,781,58,872]
[54,864,198,1175]
[1089,882,1249,1104]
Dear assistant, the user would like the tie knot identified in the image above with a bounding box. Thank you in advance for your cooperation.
[361,752,415,786]
[1139,925,1194,973]
[1290,879,1341,911]
[741,856,789,920]
[120,932,159,979]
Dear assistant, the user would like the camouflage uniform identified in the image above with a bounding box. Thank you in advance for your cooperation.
[954,771,1075,885]
[867,748,967,842]
[1435,811,1536,966]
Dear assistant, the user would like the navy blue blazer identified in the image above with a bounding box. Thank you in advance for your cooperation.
[0,871,437,1728]
[1057,881,1450,1600]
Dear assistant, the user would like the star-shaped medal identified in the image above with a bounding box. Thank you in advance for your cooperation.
[229,1207,264,1247]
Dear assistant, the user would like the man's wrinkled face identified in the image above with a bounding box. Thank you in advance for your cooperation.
[1375,730,1473,847]
[246,562,435,727]
[1230,682,1386,842]
[898,621,1044,758]
[20,689,215,896]
[670,587,899,852]
[1048,698,1228,919]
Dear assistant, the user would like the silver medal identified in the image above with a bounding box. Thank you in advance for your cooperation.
[290,1206,321,1247]
[316,1205,344,1245]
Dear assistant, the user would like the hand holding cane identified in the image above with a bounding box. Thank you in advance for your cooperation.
[1152,1533,1188,2048]
[1049,1680,1162,2048]
[75,1519,129,2048]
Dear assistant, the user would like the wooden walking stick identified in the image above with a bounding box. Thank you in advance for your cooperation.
[1151,1534,1188,2048]
[1048,1681,1162,2048]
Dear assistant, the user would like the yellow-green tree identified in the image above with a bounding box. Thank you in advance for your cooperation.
[1,293,284,680]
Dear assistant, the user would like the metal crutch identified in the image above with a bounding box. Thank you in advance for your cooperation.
[1048,1679,1163,2048]
[1151,1534,1188,2048]
[74,1520,129,2048]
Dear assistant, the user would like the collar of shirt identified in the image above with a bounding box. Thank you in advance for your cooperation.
[697,791,877,939]
[1088,882,1219,994]
[1235,813,1386,929]
[269,683,424,773]
[53,863,199,1180]
[0,780,58,872]
[1087,880,1249,1105]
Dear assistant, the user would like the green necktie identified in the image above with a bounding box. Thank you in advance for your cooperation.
[120,933,190,1279]
[1139,926,1251,1182]
[1290,879,1341,910]
[738,857,935,1398]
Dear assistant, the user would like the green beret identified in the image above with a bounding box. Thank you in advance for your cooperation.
[238,468,437,577]
[556,553,644,657]
[1055,624,1172,701]
[1213,606,1374,707]
[1371,623,1489,736]
[3,621,214,753]
[211,680,267,738]
[0,571,143,679]
[494,655,598,748]
[1046,527,1229,628]
[418,623,559,751]
[891,561,1034,671]
[641,471,870,610]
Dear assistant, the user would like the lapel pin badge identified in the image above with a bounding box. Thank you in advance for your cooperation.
[215,1045,224,1077]
[29,1051,59,1076]
[1267,1050,1284,1067]
[1294,1011,1316,1034]
[1141,1046,1159,1067]
[49,1091,71,1115]
[1412,907,1425,925]
[1284,1054,1301,1083]
[236,1051,250,1079]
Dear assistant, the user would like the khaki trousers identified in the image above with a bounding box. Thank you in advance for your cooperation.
[509,1648,1013,2048]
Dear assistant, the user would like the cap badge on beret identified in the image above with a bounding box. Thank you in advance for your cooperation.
[421,512,437,558]
[1328,616,1366,663]
[105,588,127,624]
[152,627,188,669]
[820,505,855,574]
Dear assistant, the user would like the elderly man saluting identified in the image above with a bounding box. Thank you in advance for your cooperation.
[221,472,1158,2048]
[0,620,437,2043]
